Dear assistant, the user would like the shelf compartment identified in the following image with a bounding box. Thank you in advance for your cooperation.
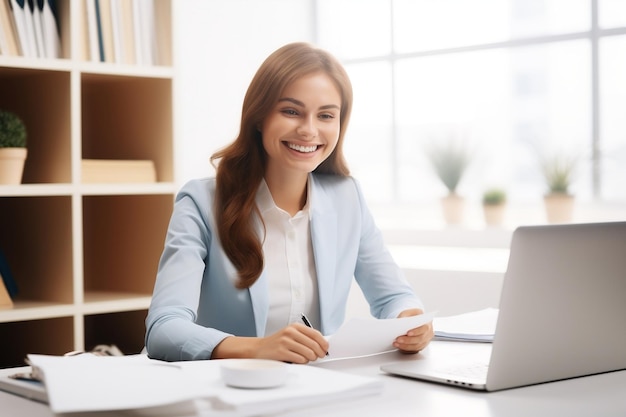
[84,310,147,355]
[0,317,74,369]
[0,196,73,304]
[82,194,172,295]
[0,67,72,184]
[81,74,173,182]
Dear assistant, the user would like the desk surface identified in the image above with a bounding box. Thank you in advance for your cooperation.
[2,341,626,417]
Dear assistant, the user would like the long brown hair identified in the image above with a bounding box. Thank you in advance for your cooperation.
[210,42,353,289]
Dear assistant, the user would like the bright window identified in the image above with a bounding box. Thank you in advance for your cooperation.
[315,0,626,215]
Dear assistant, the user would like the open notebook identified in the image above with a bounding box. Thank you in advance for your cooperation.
[382,222,626,391]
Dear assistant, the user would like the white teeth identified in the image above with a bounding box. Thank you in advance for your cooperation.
[287,143,318,153]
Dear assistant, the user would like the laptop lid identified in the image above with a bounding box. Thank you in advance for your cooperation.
[382,222,626,391]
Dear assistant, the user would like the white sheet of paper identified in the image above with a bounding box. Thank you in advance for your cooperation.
[324,312,436,360]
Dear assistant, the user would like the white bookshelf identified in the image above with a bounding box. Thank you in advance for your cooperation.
[0,0,175,368]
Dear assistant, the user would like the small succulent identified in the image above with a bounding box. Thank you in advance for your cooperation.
[483,188,506,205]
[0,110,27,148]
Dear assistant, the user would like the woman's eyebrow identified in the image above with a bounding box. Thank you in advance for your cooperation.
[278,97,340,110]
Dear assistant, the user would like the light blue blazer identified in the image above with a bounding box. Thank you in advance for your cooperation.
[145,174,423,361]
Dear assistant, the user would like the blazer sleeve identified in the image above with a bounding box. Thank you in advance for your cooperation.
[144,179,233,361]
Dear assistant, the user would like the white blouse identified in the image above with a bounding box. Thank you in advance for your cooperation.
[256,180,321,336]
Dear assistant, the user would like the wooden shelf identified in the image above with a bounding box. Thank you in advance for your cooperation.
[0,0,175,368]
[0,301,75,323]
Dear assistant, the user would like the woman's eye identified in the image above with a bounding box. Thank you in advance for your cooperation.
[319,113,336,120]
[281,109,299,116]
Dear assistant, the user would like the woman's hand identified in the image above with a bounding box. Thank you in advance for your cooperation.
[212,323,329,364]
[393,308,434,353]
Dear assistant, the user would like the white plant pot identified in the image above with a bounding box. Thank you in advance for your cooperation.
[441,193,465,225]
[0,148,27,184]
[544,193,575,224]
[483,203,506,227]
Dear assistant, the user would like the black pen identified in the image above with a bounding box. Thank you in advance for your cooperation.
[301,313,329,356]
[301,313,313,328]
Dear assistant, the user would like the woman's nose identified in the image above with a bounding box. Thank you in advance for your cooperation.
[296,116,318,139]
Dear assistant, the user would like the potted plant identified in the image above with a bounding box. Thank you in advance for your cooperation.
[482,188,506,227]
[540,154,576,224]
[0,110,28,185]
[424,139,472,225]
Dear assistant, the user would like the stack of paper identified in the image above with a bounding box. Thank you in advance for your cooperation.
[433,308,499,342]
[26,354,383,416]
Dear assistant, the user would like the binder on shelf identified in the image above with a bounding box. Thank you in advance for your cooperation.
[30,0,45,57]
[81,159,157,183]
[0,249,18,299]
[22,0,38,56]
[40,0,61,58]
[0,0,21,55]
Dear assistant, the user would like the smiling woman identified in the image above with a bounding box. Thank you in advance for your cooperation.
[145,42,434,365]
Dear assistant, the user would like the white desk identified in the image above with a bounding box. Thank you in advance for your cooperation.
[2,341,626,417]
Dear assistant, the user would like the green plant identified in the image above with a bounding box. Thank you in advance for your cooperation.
[540,155,576,195]
[483,188,506,205]
[424,140,472,194]
[0,110,27,148]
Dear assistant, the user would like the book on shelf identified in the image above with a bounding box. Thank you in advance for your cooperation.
[81,159,157,183]
[0,248,18,300]
[97,0,114,62]
[0,0,21,55]
[117,0,135,64]
[92,0,104,61]
[109,0,122,63]
[84,0,99,61]
[0,272,13,308]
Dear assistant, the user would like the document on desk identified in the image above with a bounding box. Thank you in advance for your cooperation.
[324,311,436,361]
[432,308,498,342]
[26,353,383,416]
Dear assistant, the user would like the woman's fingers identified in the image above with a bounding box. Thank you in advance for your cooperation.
[258,323,328,363]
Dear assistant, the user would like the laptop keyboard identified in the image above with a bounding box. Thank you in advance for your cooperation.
[440,362,489,381]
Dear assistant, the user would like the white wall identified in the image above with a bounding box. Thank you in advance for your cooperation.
[173,0,315,186]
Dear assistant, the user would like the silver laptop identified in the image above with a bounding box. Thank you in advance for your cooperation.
[381,222,626,391]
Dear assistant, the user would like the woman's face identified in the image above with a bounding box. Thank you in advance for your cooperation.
[260,72,342,180]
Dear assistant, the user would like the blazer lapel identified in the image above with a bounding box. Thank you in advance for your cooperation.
[309,175,337,334]
[248,270,269,337]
